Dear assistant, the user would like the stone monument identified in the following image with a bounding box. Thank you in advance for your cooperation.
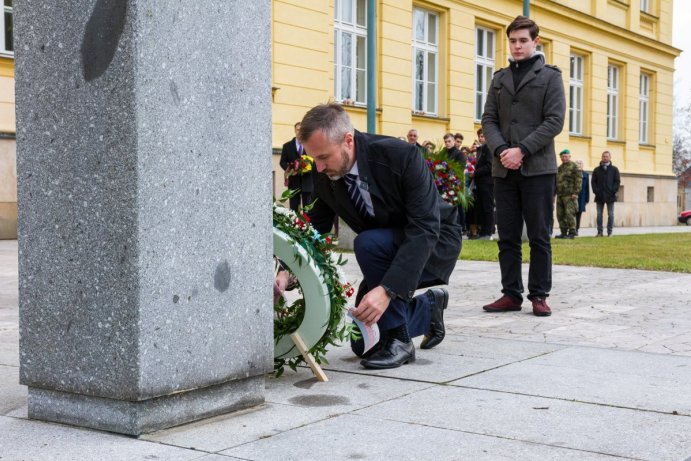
[15,0,273,435]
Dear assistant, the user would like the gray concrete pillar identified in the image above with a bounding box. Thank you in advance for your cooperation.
[15,1,273,435]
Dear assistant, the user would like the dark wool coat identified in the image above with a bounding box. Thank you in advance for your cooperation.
[591,163,621,204]
[481,53,566,178]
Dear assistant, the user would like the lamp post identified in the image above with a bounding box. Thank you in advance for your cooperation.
[366,0,376,133]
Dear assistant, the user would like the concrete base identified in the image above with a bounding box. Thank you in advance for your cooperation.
[27,376,264,436]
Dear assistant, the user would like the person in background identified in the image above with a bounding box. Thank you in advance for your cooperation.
[554,149,582,239]
[280,122,313,211]
[406,128,424,153]
[454,132,464,150]
[444,133,463,163]
[575,159,589,236]
[473,128,495,240]
[443,133,466,235]
[422,140,436,154]
[591,150,620,237]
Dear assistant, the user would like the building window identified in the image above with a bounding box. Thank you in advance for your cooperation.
[412,8,439,115]
[607,65,620,140]
[569,54,584,135]
[475,27,495,121]
[639,73,650,144]
[334,0,367,104]
[640,0,650,13]
[647,186,654,203]
[1,0,12,55]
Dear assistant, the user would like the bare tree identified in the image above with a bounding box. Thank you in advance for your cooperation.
[673,102,691,175]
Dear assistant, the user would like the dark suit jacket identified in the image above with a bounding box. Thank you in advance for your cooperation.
[280,138,314,193]
[591,163,620,204]
[309,131,462,300]
[473,144,493,188]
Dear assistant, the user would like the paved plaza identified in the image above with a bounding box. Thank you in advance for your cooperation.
[1,229,691,460]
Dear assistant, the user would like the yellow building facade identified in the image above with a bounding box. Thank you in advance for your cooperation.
[0,1,682,237]
[272,0,681,227]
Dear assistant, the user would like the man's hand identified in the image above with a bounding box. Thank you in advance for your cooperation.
[351,286,391,327]
[499,147,524,170]
[571,194,578,200]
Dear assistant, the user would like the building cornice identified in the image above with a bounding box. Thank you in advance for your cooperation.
[533,0,682,59]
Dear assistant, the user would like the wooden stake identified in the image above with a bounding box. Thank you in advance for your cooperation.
[290,332,328,382]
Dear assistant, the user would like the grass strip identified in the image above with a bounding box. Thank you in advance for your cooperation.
[460,232,691,273]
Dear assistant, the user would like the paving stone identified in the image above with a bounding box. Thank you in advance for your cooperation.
[221,413,624,461]
[0,329,18,366]
[142,401,339,453]
[265,366,433,410]
[0,415,202,460]
[359,381,691,460]
[322,340,518,383]
[453,347,691,415]
[0,365,26,417]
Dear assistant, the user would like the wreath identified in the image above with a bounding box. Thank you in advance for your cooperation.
[272,194,356,377]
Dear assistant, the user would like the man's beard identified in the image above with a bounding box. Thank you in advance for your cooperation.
[325,147,351,181]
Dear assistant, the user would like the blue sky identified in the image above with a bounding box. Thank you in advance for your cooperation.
[674,0,691,108]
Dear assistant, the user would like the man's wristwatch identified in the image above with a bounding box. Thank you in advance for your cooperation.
[380,285,397,300]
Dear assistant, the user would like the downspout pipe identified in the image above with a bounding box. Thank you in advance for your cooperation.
[524,0,530,16]
[367,0,376,133]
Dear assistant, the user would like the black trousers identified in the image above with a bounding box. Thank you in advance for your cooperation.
[494,171,555,301]
[475,183,495,236]
[350,228,443,357]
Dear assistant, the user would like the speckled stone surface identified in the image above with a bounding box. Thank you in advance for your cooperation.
[14,1,272,434]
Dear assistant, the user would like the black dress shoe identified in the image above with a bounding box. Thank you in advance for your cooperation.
[360,338,415,369]
[420,288,448,350]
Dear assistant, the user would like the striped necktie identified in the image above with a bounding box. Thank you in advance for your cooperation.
[344,173,369,218]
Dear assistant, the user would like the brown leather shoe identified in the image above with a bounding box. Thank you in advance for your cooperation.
[531,297,552,316]
[483,295,522,312]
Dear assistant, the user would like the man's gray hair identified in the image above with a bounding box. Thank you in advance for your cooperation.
[298,103,353,144]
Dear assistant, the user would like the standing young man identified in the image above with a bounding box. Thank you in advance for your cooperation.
[591,151,621,237]
[301,103,462,369]
[481,15,565,316]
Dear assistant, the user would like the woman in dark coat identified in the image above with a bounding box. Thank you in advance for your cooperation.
[575,159,589,236]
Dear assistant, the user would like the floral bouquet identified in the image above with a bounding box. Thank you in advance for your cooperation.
[285,154,314,177]
[422,147,472,209]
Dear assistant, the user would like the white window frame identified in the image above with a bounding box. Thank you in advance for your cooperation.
[411,8,439,115]
[607,64,620,140]
[639,73,650,144]
[640,0,650,13]
[334,0,368,105]
[569,54,584,135]
[0,0,12,56]
[475,27,495,122]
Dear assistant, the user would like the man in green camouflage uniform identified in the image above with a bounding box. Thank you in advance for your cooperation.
[555,149,582,239]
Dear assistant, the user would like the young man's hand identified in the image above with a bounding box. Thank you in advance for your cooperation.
[499,147,524,170]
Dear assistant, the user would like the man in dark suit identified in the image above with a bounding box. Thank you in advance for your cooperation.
[280,122,314,211]
[300,103,462,369]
